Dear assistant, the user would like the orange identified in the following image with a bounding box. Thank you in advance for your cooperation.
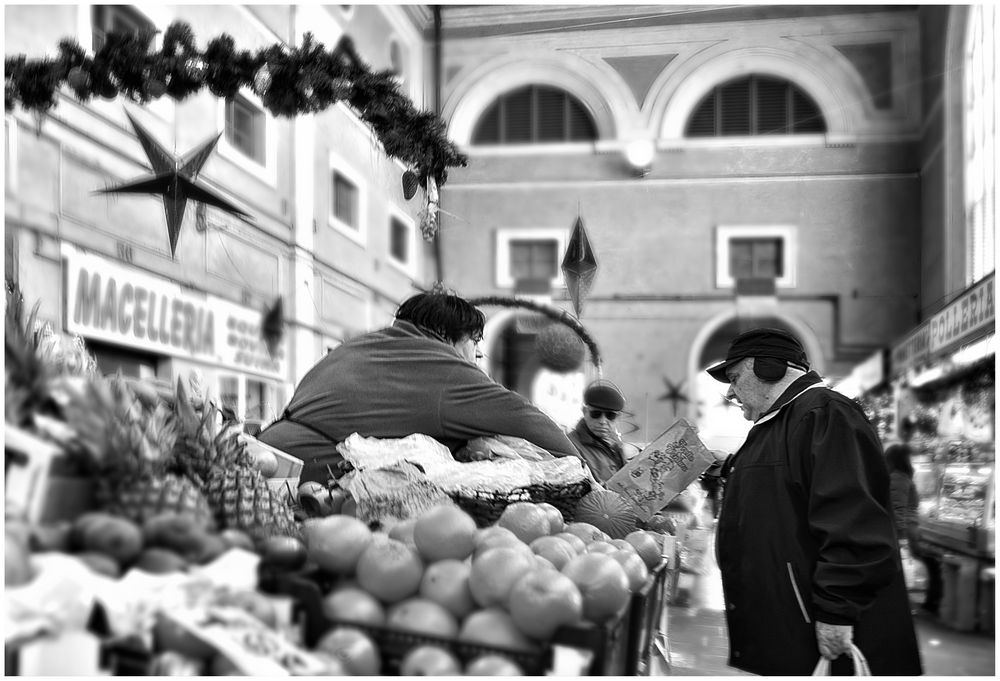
[419,559,475,619]
[321,586,386,626]
[610,549,649,592]
[387,518,418,547]
[553,532,587,555]
[413,505,477,562]
[535,502,565,534]
[469,546,537,608]
[356,538,425,604]
[400,646,462,676]
[315,627,381,676]
[508,570,584,639]
[473,526,528,558]
[496,503,551,544]
[561,553,630,623]
[610,538,638,554]
[534,555,557,571]
[302,516,373,575]
[624,530,663,570]
[465,654,525,675]
[387,597,459,638]
[563,522,608,545]
[459,607,536,651]
[529,536,576,570]
[584,541,618,555]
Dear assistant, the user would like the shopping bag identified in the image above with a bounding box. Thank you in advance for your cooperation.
[811,644,872,676]
[900,544,928,593]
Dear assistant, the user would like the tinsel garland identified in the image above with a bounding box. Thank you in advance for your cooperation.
[469,296,602,372]
[4,21,467,188]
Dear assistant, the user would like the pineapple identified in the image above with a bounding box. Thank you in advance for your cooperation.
[62,374,216,529]
[5,279,55,428]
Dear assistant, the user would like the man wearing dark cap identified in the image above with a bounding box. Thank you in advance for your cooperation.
[705,328,921,676]
[567,380,638,483]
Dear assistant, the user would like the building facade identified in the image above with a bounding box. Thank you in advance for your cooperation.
[5,4,433,428]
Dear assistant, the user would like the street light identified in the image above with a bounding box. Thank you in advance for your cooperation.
[625,139,655,177]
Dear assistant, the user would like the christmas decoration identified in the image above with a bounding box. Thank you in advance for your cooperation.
[658,377,689,417]
[561,216,598,318]
[535,323,586,373]
[469,295,602,373]
[261,296,284,359]
[401,169,419,201]
[419,175,440,240]
[5,22,466,191]
[97,110,250,258]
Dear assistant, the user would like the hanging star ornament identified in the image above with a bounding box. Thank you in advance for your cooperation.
[658,376,689,417]
[560,215,598,318]
[261,296,284,359]
[96,110,251,258]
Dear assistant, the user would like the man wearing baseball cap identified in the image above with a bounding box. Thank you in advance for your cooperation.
[567,380,638,483]
[705,328,921,676]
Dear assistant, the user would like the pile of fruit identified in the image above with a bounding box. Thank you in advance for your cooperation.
[273,499,667,675]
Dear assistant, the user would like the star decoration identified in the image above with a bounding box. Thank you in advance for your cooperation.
[261,296,284,359]
[97,110,251,258]
[658,376,689,417]
[560,216,598,318]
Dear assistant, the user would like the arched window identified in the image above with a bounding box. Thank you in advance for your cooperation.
[685,75,827,137]
[964,5,996,283]
[472,85,598,144]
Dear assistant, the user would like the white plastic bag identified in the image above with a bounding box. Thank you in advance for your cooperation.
[812,644,871,676]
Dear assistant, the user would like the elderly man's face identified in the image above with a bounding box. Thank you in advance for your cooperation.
[583,405,620,438]
[724,358,774,422]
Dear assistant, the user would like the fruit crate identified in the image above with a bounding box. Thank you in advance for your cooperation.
[625,561,668,675]
[550,598,633,676]
[261,566,553,675]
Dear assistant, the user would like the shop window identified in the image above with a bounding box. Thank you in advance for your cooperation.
[224,94,266,165]
[964,4,996,284]
[495,228,568,288]
[685,75,827,137]
[715,225,797,289]
[85,339,158,379]
[472,85,598,145]
[91,5,153,52]
[218,376,239,420]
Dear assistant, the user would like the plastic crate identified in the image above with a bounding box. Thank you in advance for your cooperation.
[551,598,633,676]
[264,567,552,675]
[626,561,668,675]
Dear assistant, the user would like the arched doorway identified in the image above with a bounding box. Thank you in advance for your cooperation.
[691,315,813,454]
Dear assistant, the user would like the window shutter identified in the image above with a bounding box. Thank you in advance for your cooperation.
[503,87,533,143]
[720,79,751,136]
[536,87,565,141]
[755,77,788,135]
[792,89,826,133]
[686,96,717,136]
[473,104,501,144]
[472,86,597,145]
[686,75,826,137]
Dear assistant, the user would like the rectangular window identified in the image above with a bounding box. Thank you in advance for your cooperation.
[224,95,265,164]
[92,5,153,52]
[332,172,359,230]
[510,239,559,281]
[390,217,410,264]
[729,238,784,278]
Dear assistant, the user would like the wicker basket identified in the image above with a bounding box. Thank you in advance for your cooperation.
[447,480,592,527]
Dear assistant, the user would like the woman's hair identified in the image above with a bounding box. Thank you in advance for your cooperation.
[884,442,914,477]
[395,291,485,344]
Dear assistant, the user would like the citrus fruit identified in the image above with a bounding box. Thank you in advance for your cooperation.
[315,627,381,675]
[563,522,608,544]
[535,502,565,534]
[78,514,144,564]
[529,536,576,570]
[554,532,587,555]
[134,547,188,574]
[611,538,638,554]
[473,526,528,557]
[508,570,584,639]
[356,538,424,604]
[469,546,538,608]
[419,559,475,619]
[624,530,663,569]
[303,516,373,574]
[76,552,121,578]
[610,549,649,592]
[413,505,477,561]
[387,597,458,637]
[459,607,536,651]
[219,528,256,552]
[535,555,557,571]
[400,645,462,676]
[259,535,308,571]
[497,503,551,544]
[321,586,386,626]
[585,541,618,555]
[561,553,630,623]
[387,518,418,547]
[466,654,525,675]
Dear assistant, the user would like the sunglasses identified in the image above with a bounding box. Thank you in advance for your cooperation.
[587,409,619,421]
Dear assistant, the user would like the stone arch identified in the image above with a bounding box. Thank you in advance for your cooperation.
[652,44,868,139]
[442,51,635,145]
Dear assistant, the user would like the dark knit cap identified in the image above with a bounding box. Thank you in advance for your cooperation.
[583,381,625,411]
[706,328,809,383]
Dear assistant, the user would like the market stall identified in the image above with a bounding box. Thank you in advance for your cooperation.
[888,272,995,633]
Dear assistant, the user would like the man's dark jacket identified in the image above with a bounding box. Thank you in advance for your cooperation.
[258,320,578,483]
[567,420,625,483]
[716,372,922,676]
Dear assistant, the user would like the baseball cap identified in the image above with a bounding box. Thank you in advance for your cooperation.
[706,328,809,383]
[583,381,625,411]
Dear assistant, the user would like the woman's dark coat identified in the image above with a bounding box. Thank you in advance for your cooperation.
[716,372,922,676]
